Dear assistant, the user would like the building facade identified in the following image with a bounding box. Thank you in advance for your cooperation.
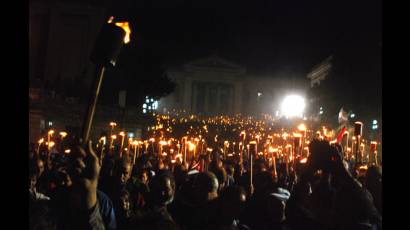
[30,0,106,85]
[159,56,309,116]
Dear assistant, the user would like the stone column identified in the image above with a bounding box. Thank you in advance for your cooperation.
[183,77,192,112]
[233,81,242,114]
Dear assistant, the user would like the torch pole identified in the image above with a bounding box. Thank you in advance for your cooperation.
[81,65,106,144]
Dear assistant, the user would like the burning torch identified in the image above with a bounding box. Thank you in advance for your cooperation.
[81,17,131,144]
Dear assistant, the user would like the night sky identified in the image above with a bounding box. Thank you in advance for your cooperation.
[111,0,381,73]
[106,0,381,109]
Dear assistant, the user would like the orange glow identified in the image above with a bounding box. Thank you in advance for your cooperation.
[109,122,117,127]
[159,140,168,146]
[188,142,196,151]
[300,158,308,163]
[298,124,307,131]
[149,138,155,142]
[111,135,117,140]
[119,131,125,136]
[59,132,67,138]
[64,149,71,154]
[359,165,368,170]
[48,130,55,135]
[38,138,44,144]
[107,17,131,44]
[48,141,55,148]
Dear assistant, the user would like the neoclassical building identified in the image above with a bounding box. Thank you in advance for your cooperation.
[159,55,309,116]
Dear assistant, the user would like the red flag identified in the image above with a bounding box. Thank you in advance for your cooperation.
[336,126,347,144]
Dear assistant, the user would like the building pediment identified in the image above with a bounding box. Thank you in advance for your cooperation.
[184,55,246,74]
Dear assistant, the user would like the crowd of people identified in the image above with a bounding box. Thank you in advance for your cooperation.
[29,115,382,230]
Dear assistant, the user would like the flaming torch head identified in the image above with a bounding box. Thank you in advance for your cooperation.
[90,17,132,67]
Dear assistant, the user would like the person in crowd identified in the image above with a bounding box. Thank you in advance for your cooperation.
[210,164,228,193]
[116,189,134,230]
[204,185,250,230]
[225,164,236,187]
[305,140,382,230]
[240,171,278,229]
[129,170,179,230]
[29,170,51,202]
[128,167,150,215]
[365,165,382,215]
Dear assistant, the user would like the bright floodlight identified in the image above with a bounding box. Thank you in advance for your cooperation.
[281,95,305,118]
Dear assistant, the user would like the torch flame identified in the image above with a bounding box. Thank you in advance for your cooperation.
[38,138,44,144]
[159,140,168,146]
[59,132,68,138]
[359,165,368,170]
[48,141,55,148]
[107,17,131,44]
[300,158,308,163]
[188,142,196,151]
[298,124,306,131]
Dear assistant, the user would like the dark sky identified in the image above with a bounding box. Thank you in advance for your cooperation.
[111,0,381,77]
